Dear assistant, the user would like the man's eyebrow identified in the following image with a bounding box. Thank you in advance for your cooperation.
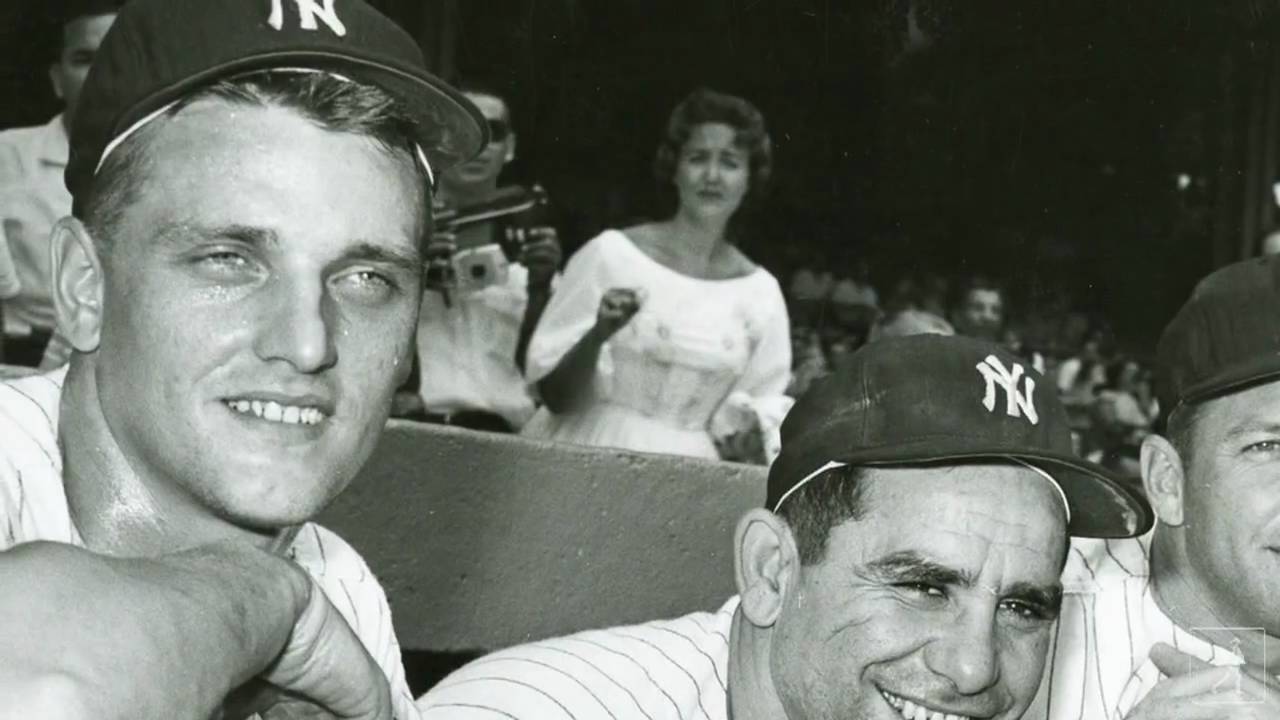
[152,222,278,249]
[1221,421,1280,443]
[332,241,423,274]
[1005,581,1064,613]
[864,551,974,587]
[150,223,421,272]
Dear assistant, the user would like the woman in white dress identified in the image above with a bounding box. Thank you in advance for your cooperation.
[521,89,792,463]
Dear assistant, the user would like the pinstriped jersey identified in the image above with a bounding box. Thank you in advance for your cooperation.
[418,597,737,719]
[1027,533,1243,719]
[0,368,421,720]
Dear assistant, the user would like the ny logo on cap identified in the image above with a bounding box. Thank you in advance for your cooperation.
[268,0,348,36]
[976,355,1039,425]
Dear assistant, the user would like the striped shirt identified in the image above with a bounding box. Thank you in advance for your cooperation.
[0,368,421,720]
[418,597,738,719]
[1028,532,1243,719]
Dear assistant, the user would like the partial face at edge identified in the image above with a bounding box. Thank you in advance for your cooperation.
[50,12,116,127]
[769,463,1067,720]
[1177,380,1280,636]
[90,98,424,530]
[442,91,513,190]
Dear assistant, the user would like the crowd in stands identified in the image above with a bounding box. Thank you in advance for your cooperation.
[784,263,1158,479]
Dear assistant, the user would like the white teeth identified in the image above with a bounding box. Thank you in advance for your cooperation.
[226,400,325,426]
[879,690,970,720]
[263,401,283,422]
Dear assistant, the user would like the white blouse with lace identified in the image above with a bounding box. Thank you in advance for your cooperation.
[522,229,793,462]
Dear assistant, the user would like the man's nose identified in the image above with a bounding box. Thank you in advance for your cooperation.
[923,609,1001,696]
[253,277,338,373]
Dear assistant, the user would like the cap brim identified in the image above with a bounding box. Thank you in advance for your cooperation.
[109,50,487,176]
[1175,354,1280,412]
[829,440,1154,539]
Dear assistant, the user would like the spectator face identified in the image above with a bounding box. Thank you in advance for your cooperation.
[953,288,1005,341]
[673,123,749,221]
[442,91,513,191]
[49,12,117,129]
[769,464,1066,720]
[1174,381,1280,637]
[79,100,423,529]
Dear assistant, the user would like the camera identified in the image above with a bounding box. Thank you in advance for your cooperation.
[426,184,552,293]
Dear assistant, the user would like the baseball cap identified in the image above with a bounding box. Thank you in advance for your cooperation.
[65,0,486,215]
[1156,255,1280,415]
[769,334,1153,538]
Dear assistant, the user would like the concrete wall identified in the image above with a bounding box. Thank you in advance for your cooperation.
[318,420,766,653]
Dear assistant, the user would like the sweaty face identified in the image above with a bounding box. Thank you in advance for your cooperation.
[442,92,512,191]
[50,13,116,126]
[92,99,424,530]
[954,289,1005,341]
[770,463,1067,720]
[673,123,749,220]
[1179,381,1280,636]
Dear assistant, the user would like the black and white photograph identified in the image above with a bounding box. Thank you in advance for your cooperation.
[1,1,1278,718]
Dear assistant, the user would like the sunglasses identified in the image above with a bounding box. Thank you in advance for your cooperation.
[486,118,512,144]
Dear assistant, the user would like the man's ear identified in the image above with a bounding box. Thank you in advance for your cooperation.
[734,508,799,629]
[50,216,105,353]
[1141,433,1186,526]
[49,64,64,100]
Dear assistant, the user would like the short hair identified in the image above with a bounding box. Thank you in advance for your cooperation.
[775,464,868,565]
[950,274,1006,314]
[1165,401,1202,467]
[82,71,431,251]
[653,88,773,210]
[454,80,512,121]
[776,462,1071,569]
[52,0,122,58]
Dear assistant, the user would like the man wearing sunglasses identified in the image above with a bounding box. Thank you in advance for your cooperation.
[397,83,562,434]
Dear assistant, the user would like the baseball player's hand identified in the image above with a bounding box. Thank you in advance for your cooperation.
[593,288,643,339]
[1123,643,1280,719]
[513,226,561,289]
[221,574,392,720]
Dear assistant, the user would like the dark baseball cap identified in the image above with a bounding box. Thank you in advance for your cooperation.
[769,334,1152,538]
[66,0,486,215]
[1156,255,1280,415]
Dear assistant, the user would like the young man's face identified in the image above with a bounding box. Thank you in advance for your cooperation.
[1178,380,1280,636]
[90,99,424,529]
[769,463,1067,720]
[953,288,1005,342]
[441,91,513,191]
[49,12,117,128]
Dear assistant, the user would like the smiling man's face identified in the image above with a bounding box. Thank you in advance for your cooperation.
[768,463,1067,720]
[89,98,424,530]
[1178,380,1280,637]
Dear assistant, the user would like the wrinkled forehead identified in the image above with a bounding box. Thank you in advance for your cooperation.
[850,465,1067,568]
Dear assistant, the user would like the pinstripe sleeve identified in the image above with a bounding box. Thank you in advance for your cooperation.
[418,600,736,720]
[292,523,421,720]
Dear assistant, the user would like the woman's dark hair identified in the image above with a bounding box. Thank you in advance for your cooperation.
[652,88,773,222]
